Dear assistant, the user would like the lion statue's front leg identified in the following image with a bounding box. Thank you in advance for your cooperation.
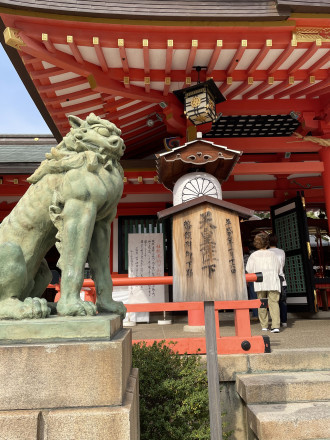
[55,201,125,319]
[88,216,126,319]
[55,198,98,317]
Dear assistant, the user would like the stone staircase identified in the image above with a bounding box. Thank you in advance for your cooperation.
[236,370,330,440]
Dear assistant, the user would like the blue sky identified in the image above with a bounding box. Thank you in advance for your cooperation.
[0,44,51,134]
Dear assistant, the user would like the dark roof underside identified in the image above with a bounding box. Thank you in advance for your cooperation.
[1,0,329,20]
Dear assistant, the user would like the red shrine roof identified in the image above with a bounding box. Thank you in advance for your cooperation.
[0,1,329,157]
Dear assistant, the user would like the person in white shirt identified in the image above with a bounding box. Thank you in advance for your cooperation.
[268,234,287,327]
[246,233,281,333]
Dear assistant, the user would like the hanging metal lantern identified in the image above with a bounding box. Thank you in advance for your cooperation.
[174,79,226,126]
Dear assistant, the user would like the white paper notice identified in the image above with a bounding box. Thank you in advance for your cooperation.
[126,233,165,323]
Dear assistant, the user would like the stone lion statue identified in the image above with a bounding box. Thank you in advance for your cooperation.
[0,113,126,319]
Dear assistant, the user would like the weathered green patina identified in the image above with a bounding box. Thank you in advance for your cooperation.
[0,113,126,319]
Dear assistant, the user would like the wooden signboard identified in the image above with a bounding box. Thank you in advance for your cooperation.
[159,196,252,302]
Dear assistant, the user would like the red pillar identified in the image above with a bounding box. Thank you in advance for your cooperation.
[188,309,205,326]
[320,146,330,232]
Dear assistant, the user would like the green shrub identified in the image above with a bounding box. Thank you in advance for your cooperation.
[132,341,231,440]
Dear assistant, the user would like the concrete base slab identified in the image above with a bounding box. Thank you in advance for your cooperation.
[0,313,121,344]
[247,401,330,440]
[123,321,137,327]
[237,371,330,404]
[183,324,205,332]
[158,319,172,325]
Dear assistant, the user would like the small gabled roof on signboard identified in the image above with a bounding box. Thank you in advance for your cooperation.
[156,138,242,191]
[157,195,254,220]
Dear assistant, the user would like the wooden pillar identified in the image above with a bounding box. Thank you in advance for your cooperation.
[320,146,330,232]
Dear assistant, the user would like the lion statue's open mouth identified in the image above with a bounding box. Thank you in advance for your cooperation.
[0,113,126,320]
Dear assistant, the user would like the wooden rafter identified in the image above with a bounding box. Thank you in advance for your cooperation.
[142,38,150,93]
[243,79,271,99]
[104,96,120,122]
[115,101,153,120]
[143,39,150,75]
[292,77,330,99]
[165,39,173,75]
[38,77,88,94]
[267,42,295,74]
[117,38,129,74]
[259,79,292,99]
[117,105,159,127]
[220,78,233,95]
[67,35,84,65]
[274,77,313,99]
[206,40,222,77]
[123,121,163,143]
[227,40,247,76]
[289,42,320,75]
[247,40,272,75]
[163,77,171,97]
[50,98,103,117]
[21,53,39,65]
[43,88,100,106]
[93,37,108,73]
[40,33,56,54]
[316,86,330,97]
[227,78,254,100]
[30,66,64,80]
[309,50,330,73]
[104,98,132,112]
[185,40,198,76]
[121,119,150,135]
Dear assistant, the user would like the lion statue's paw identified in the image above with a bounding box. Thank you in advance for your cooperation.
[56,298,97,317]
[97,299,127,319]
[23,297,51,319]
[0,297,50,320]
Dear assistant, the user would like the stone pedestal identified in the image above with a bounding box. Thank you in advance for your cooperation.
[0,314,139,440]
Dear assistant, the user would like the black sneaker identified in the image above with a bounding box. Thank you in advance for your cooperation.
[271,328,280,333]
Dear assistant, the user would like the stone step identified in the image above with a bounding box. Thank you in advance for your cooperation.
[247,401,330,440]
[236,371,330,404]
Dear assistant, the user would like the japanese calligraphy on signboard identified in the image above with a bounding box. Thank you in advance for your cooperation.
[172,203,248,302]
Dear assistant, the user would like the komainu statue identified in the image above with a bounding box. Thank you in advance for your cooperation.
[0,113,126,319]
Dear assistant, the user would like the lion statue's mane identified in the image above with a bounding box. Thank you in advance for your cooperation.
[28,113,124,184]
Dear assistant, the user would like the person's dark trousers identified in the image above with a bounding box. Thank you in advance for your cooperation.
[247,282,258,317]
[279,285,287,324]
